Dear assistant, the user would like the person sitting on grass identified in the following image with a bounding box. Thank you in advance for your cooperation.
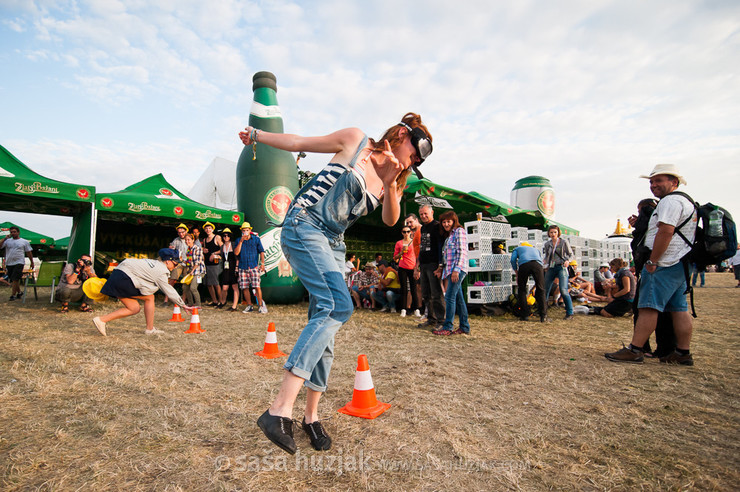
[590,258,636,318]
[93,248,194,336]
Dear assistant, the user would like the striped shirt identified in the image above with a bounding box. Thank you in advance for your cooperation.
[294,151,381,213]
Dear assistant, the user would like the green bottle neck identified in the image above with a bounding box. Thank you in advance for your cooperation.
[253,87,278,107]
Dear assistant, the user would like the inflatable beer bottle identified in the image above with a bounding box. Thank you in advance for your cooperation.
[236,71,305,303]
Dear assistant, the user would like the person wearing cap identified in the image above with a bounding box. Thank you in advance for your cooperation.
[234,222,267,314]
[605,164,697,366]
[0,226,34,301]
[57,254,97,313]
[511,241,547,322]
[164,223,190,305]
[92,248,194,336]
[593,263,614,296]
[218,228,240,311]
[201,222,224,307]
[240,112,432,454]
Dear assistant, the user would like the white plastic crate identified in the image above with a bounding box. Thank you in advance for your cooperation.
[511,227,528,240]
[465,220,511,240]
[467,285,494,304]
[468,284,513,304]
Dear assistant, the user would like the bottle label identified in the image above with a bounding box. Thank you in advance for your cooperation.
[250,101,282,119]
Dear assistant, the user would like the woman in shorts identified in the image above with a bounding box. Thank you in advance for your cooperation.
[93,248,193,336]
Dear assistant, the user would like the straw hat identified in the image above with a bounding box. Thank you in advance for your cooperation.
[519,241,533,247]
[203,221,215,229]
[639,164,687,185]
[175,223,189,232]
[82,277,108,302]
[240,222,252,230]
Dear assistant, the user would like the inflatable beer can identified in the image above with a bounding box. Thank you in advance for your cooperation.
[510,175,556,218]
[236,71,305,303]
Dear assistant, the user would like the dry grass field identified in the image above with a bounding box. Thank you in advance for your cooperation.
[1,273,738,491]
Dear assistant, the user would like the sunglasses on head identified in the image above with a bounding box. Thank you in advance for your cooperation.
[398,122,432,164]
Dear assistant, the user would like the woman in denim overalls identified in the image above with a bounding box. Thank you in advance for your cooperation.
[238,113,433,454]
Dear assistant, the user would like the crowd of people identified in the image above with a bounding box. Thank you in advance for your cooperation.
[3,122,737,458]
[344,204,470,335]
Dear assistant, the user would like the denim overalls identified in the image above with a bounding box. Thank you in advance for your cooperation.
[280,135,375,392]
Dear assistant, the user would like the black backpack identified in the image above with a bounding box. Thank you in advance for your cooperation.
[667,191,738,317]
[668,192,737,269]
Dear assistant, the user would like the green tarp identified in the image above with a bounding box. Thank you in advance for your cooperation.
[0,221,55,247]
[0,144,96,261]
[96,174,244,227]
[403,176,579,234]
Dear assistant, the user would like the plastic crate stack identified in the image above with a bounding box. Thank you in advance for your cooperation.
[465,220,512,304]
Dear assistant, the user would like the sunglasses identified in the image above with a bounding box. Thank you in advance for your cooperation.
[399,122,432,163]
[402,230,411,234]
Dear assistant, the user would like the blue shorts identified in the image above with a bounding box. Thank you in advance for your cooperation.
[100,269,142,299]
[637,262,688,312]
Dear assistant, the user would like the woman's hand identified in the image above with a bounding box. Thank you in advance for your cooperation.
[451,271,459,283]
[370,140,404,189]
[239,126,255,146]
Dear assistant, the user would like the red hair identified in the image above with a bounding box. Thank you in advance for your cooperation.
[369,112,432,189]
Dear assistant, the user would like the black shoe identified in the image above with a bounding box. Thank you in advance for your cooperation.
[257,410,296,455]
[659,351,694,366]
[216,303,225,309]
[302,418,332,451]
[417,321,437,329]
[564,314,575,320]
[9,294,17,301]
[540,316,550,323]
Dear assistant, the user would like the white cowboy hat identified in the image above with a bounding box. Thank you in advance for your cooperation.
[639,163,687,185]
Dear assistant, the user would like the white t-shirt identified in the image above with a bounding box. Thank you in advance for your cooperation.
[729,249,740,266]
[645,194,697,267]
[1,237,32,266]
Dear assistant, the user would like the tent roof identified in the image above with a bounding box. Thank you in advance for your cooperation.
[187,157,238,211]
[96,173,244,226]
[0,144,95,216]
[1,221,55,246]
[402,175,579,234]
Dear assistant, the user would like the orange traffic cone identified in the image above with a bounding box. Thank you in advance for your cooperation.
[184,307,205,333]
[255,322,286,358]
[169,305,185,322]
[338,354,391,419]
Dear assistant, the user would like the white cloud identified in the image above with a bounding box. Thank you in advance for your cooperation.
[1,0,738,240]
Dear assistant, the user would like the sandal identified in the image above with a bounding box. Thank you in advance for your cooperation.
[80,304,93,312]
[61,303,69,313]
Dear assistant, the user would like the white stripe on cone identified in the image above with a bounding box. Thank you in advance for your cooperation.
[265,331,277,344]
[191,314,200,323]
[353,370,374,391]
[173,306,181,314]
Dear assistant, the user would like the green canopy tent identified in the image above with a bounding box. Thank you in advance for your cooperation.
[55,236,70,249]
[0,144,96,262]
[95,174,244,260]
[0,222,55,247]
[345,175,577,263]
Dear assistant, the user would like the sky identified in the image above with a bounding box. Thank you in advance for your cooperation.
[1,0,738,241]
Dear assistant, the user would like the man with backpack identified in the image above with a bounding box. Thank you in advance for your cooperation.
[605,164,697,366]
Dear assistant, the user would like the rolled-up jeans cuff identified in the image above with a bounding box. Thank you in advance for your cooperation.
[283,364,327,392]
